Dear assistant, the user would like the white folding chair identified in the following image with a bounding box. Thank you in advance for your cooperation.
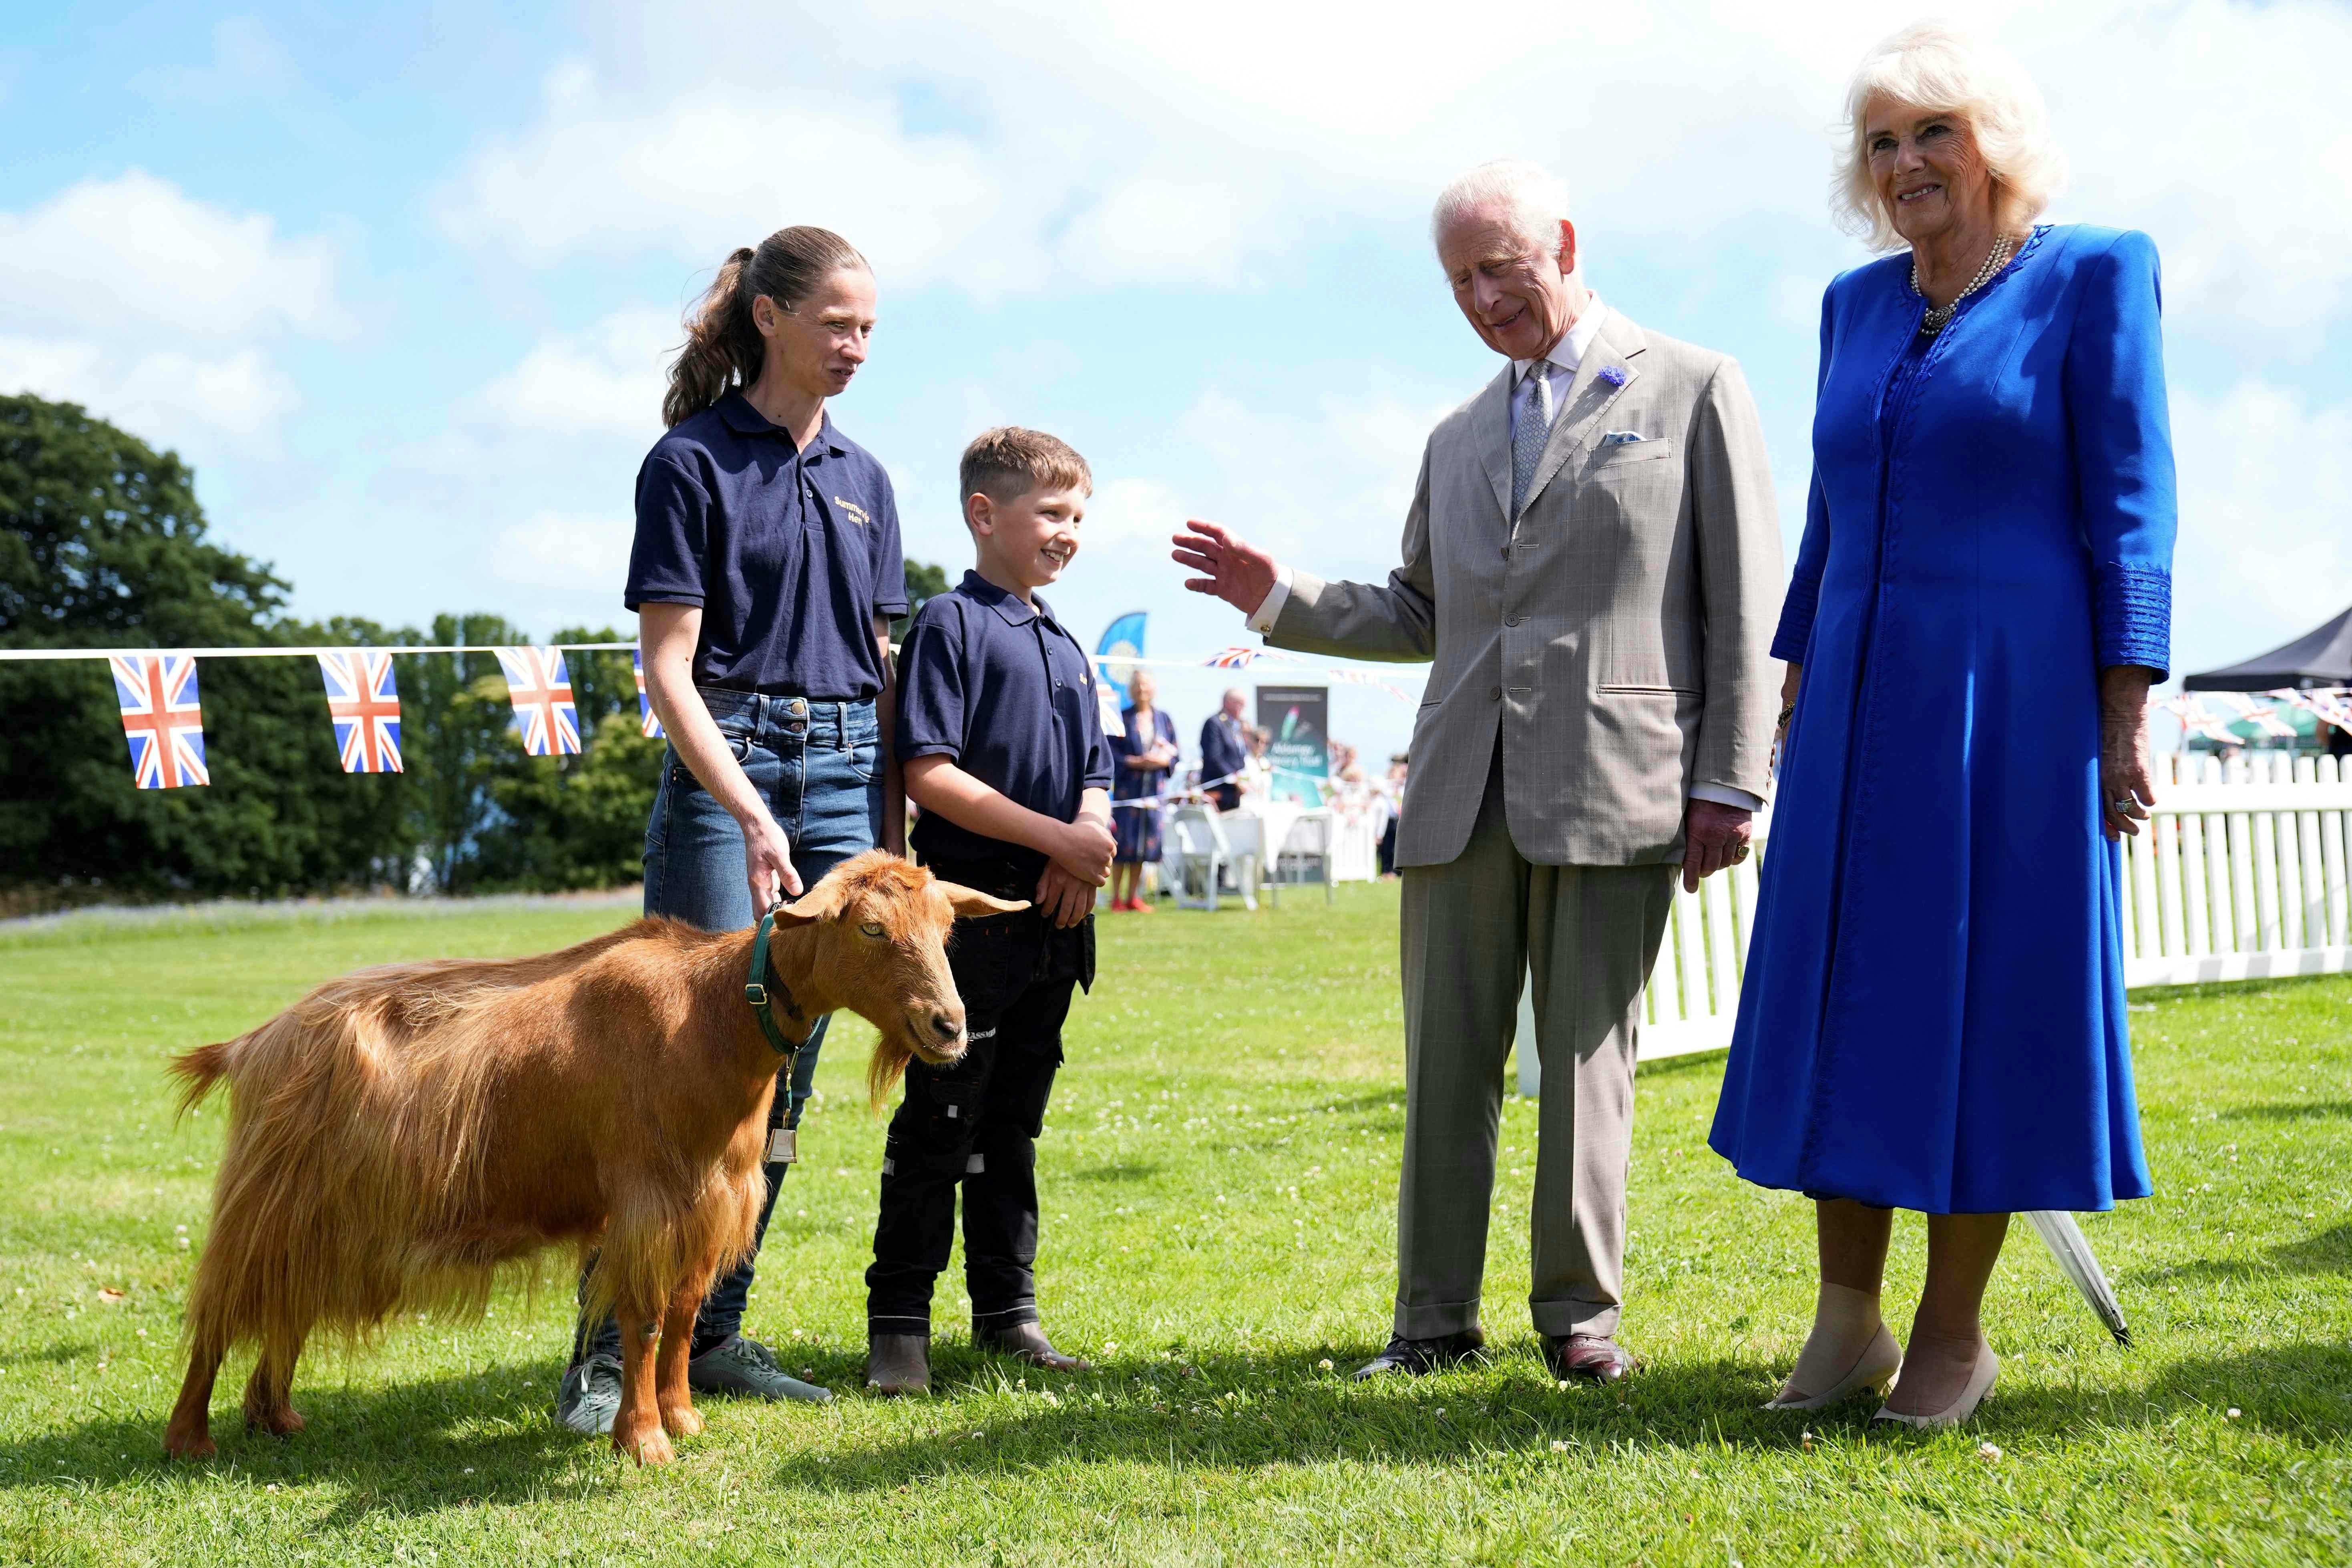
[1167,804,1230,912]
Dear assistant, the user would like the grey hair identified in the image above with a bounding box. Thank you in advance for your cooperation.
[1430,160,1574,255]
[1833,22,2067,251]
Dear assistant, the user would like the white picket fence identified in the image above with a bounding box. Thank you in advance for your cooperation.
[1518,750,2352,1094]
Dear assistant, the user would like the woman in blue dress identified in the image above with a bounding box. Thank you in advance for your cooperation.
[1108,670,1179,910]
[1709,25,2173,1428]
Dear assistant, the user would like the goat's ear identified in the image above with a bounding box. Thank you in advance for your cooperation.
[936,883,1031,919]
[769,875,852,927]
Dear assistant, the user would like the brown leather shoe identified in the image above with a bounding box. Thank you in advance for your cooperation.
[975,1321,1092,1372]
[1350,1329,1487,1380]
[1545,1333,1636,1383]
[866,1332,931,1396]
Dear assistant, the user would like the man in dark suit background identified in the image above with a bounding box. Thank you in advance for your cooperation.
[1200,687,1249,811]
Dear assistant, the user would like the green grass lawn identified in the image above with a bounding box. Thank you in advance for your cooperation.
[0,885,2347,1565]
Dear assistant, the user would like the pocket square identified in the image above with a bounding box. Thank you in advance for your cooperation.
[1601,430,1650,446]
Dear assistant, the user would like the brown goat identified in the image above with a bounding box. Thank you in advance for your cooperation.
[162,851,1021,1465]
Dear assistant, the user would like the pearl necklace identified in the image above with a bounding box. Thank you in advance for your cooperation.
[1912,233,2017,336]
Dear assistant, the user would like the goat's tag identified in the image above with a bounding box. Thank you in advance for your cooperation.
[766,1128,798,1165]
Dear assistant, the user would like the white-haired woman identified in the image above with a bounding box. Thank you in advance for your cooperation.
[1710,24,2174,1426]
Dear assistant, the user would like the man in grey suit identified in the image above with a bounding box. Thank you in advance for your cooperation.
[1173,161,1779,1382]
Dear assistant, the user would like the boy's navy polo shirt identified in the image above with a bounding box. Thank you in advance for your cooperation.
[897,571,1115,873]
[625,391,908,699]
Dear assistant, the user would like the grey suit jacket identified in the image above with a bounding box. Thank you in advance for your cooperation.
[1269,309,1781,868]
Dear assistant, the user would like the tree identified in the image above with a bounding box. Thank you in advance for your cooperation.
[0,394,412,904]
[895,559,951,642]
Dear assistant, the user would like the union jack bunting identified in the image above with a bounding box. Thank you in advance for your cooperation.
[493,646,581,757]
[316,650,403,773]
[2274,687,2352,736]
[2164,696,2243,747]
[1332,667,1416,703]
[2215,692,2300,739]
[110,653,209,789]
[633,649,663,738]
[1205,647,1263,669]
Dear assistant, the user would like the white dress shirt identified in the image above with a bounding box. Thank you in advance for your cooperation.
[1241,298,1761,815]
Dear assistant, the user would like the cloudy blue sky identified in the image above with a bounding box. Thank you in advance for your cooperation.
[4,0,2347,764]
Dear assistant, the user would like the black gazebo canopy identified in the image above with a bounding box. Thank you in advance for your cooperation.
[2183,604,2352,692]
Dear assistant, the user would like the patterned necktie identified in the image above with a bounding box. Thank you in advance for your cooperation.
[1511,360,1556,517]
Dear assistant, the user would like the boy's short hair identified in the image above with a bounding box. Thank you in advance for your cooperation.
[959,426,1092,511]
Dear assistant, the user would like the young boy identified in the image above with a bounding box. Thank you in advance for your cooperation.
[865,426,1116,1394]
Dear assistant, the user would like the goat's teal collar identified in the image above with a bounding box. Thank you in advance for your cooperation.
[744,906,808,1057]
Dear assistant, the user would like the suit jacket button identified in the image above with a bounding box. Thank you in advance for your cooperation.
[1505,615,1523,627]
[1489,685,1503,700]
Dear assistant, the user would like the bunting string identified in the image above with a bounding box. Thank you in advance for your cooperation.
[27,636,2340,792]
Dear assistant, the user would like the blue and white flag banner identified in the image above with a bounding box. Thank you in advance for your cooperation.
[632,649,664,739]
[110,653,208,789]
[316,650,403,773]
[493,646,581,758]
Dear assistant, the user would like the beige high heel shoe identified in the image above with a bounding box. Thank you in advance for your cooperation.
[1871,1341,1999,1429]
[1763,1322,1903,1411]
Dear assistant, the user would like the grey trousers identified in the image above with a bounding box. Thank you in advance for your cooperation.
[1394,764,1675,1340]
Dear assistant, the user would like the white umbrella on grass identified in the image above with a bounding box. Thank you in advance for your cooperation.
[2024,1210,2131,1346]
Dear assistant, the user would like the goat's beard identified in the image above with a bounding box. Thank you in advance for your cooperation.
[864,1029,928,1109]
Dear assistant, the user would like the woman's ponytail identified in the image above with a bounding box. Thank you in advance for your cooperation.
[662,227,869,428]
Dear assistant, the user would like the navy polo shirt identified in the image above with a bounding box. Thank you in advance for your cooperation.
[897,571,1116,872]
[625,391,908,698]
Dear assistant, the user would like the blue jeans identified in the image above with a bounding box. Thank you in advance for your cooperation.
[571,690,882,1367]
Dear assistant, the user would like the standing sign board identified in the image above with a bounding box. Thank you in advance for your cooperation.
[1258,685,1329,805]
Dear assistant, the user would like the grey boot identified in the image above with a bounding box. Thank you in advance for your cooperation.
[866,1332,931,1396]
[975,1321,1092,1372]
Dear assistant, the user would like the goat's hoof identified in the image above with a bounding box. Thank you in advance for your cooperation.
[162,1427,215,1461]
[614,1425,675,1466]
[244,1405,306,1437]
[660,1403,704,1438]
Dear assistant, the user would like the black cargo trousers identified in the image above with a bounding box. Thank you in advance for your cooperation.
[865,856,1094,1336]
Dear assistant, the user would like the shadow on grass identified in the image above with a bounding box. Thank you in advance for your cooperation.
[2123,1222,2352,1285]
[7,1341,2345,1510]
[2226,1099,2352,1123]
[2147,1341,2352,1440]
[767,1337,2352,1492]
[1068,1162,1164,1183]
[805,1346,1795,1491]
[0,1359,588,1515]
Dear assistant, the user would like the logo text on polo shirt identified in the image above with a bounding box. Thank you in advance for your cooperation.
[834,496,872,527]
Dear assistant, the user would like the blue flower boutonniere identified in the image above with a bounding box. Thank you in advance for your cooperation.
[1597,365,1628,389]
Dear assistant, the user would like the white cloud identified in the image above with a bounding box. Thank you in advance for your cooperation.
[2171,380,2352,674]
[0,336,296,443]
[439,64,1036,290]
[1061,179,1245,286]
[1082,476,1186,547]
[0,169,338,341]
[488,512,639,592]
[436,0,2352,343]
[0,171,338,453]
[476,308,675,437]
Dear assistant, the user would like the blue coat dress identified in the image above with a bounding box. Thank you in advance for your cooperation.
[1708,225,2173,1214]
[1111,706,1178,864]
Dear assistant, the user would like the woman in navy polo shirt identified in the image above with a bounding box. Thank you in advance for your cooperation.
[558,225,909,1433]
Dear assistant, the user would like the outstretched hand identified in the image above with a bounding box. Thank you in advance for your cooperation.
[1172,520,1278,617]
